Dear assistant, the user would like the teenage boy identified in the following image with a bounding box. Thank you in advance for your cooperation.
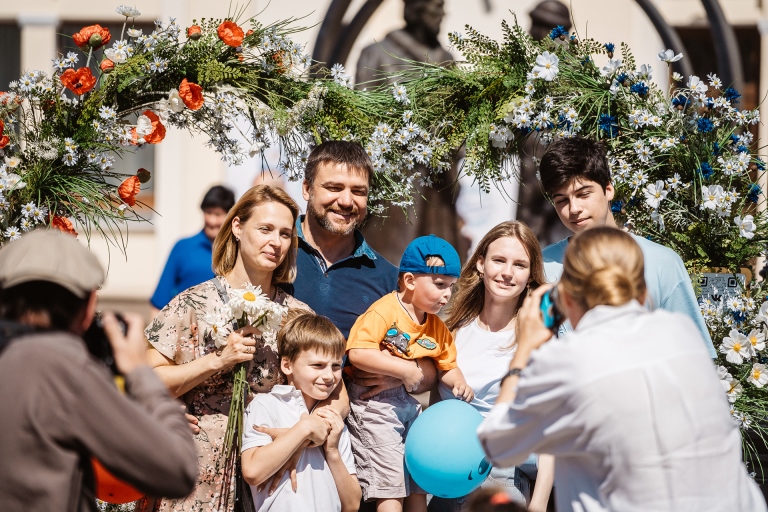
[538,136,715,356]
[346,235,473,512]
[241,311,361,512]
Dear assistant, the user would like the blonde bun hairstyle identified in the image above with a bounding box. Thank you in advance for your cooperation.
[560,227,646,310]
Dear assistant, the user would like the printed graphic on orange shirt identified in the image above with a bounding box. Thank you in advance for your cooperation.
[415,338,437,350]
[383,323,410,356]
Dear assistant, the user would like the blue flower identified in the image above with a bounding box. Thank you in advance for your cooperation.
[723,87,741,104]
[705,97,715,108]
[630,82,649,96]
[698,162,714,179]
[756,158,766,171]
[736,145,749,154]
[730,134,740,144]
[549,25,568,40]
[557,113,572,130]
[712,142,722,156]
[520,126,531,136]
[611,200,623,213]
[733,310,747,324]
[696,117,714,133]
[598,113,619,138]
[604,42,615,53]
[748,184,762,203]
[627,196,639,207]
[581,56,591,66]
[570,34,577,43]
[671,94,688,108]
[616,72,628,84]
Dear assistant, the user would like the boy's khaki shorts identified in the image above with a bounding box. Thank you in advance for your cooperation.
[346,382,425,501]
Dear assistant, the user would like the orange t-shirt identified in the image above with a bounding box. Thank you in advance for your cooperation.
[346,292,457,372]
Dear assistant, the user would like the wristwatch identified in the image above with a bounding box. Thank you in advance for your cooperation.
[500,367,524,386]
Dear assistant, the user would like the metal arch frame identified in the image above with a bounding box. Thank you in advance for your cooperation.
[311,0,743,89]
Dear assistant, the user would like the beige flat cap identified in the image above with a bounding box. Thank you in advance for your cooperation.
[0,229,105,298]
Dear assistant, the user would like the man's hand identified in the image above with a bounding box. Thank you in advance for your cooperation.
[351,368,404,400]
[103,312,148,375]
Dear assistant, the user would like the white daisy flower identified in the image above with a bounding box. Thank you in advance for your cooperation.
[644,180,667,209]
[3,226,21,241]
[748,363,768,388]
[531,51,559,81]
[116,5,141,17]
[721,329,750,364]
[747,329,765,353]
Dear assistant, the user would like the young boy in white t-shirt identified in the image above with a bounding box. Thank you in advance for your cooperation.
[241,311,361,512]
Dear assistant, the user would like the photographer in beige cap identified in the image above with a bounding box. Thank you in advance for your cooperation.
[0,230,198,512]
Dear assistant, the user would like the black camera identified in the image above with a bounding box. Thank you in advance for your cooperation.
[83,311,127,375]
[539,287,564,332]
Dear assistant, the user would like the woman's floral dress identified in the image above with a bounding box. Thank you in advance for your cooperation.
[136,276,309,512]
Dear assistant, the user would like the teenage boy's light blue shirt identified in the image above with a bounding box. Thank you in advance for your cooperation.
[542,234,716,358]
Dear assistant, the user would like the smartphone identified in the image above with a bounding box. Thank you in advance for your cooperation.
[82,311,127,375]
[540,288,564,332]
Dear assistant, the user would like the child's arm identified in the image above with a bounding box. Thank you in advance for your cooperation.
[315,407,362,512]
[241,413,330,487]
[348,348,423,392]
[439,367,474,402]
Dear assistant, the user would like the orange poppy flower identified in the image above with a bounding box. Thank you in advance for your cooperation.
[50,215,77,236]
[100,59,115,73]
[60,67,97,95]
[0,120,8,149]
[187,25,202,40]
[131,110,166,145]
[73,24,111,49]
[118,175,141,206]
[179,79,204,110]
[217,20,244,47]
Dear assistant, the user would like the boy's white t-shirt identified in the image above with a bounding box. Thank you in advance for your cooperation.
[242,385,356,512]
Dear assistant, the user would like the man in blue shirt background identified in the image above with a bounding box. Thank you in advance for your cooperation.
[150,185,235,314]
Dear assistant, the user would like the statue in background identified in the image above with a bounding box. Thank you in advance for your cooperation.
[356,0,468,264]
[517,0,573,246]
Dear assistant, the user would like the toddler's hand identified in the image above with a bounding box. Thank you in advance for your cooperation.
[453,382,474,403]
[315,407,344,451]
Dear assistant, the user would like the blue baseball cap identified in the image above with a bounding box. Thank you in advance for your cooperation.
[399,235,461,278]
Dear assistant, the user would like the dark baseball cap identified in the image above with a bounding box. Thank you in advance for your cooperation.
[399,235,461,278]
[0,229,105,298]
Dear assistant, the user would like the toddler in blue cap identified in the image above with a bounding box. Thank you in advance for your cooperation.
[345,235,473,512]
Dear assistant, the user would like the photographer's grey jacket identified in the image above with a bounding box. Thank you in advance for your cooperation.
[477,301,765,512]
[0,331,198,512]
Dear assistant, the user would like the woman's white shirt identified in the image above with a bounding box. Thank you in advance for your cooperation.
[438,318,516,416]
[477,300,766,512]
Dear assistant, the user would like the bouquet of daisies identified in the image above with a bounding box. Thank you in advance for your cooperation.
[204,283,287,504]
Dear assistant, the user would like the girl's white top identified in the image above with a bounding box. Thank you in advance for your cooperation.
[438,317,516,416]
[477,300,766,512]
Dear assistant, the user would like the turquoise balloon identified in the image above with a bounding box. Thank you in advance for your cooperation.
[405,399,492,498]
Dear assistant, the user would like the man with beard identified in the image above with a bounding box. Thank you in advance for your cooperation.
[283,140,437,394]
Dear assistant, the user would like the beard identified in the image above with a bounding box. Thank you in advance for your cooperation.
[307,196,365,236]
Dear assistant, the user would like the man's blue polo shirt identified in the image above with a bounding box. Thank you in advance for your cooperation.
[282,216,399,339]
[150,230,215,309]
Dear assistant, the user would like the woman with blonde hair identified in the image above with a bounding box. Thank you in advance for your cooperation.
[429,221,553,512]
[139,185,344,512]
[478,226,765,512]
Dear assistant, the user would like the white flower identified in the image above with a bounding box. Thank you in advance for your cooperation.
[657,49,683,63]
[532,52,559,81]
[671,72,683,82]
[19,218,34,231]
[116,5,141,17]
[98,106,117,121]
[701,185,723,210]
[755,302,768,325]
[724,377,743,403]
[127,28,142,38]
[644,180,667,209]
[748,363,768,388]
[721,329,750,364]
[747,329,765,353]
[707,73,722,88]
[32,206,47,222]
[20,202,35,217]
[228,283,270,320]
[3,226,21,241]
[5,157,21,169]
[636,64,653,80]
[392,83,410,105]
[666,174,682,190]
[734,215,755,239]
[168,89,185,113]
[650,209,665,231]
[203,307,233,349]
[247,142,265,158]
[687,75,708,95]
[600,58,622,77]
[135,115,153,136]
